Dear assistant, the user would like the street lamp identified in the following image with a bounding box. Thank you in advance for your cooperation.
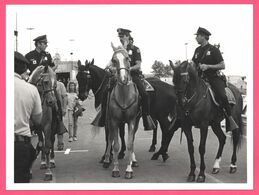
[185,43,188,61]
[27,27,35,51]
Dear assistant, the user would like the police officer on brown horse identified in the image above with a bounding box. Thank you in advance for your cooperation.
[191,27,238,131]
[92,28,156,131]
[25,35,67,135]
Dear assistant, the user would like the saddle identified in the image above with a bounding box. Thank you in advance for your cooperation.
[207,84,236,106]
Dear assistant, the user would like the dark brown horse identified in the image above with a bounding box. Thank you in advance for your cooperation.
[170,60,243,182]
[28,65,58,181]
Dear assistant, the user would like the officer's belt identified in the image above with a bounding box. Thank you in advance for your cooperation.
[15,134,31,143]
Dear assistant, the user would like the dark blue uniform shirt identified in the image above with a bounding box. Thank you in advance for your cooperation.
[127,44,142,76]
[192,43,223,77]
[25,50,55,74]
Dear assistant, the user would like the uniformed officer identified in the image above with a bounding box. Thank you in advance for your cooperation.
[25,35,66,135]
[25,35,57,74]
[191,27,238,131]
[92,28,155,130]
[14,51,42,182]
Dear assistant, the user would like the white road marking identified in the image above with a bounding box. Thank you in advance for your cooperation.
[64,148,71,154]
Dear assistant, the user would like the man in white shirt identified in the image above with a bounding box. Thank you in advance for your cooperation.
[14,51,42,183]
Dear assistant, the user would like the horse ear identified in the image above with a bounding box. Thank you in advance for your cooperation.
[85,59,90,69]
[91,58,94,65]
[169,60,175,70]
[111,42,116,51]
[78,60,82,66]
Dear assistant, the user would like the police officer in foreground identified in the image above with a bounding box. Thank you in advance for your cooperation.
[92,28,156,131]
[25,35,66,135]
[191,27,238,131]
[14,52,42,182]
[25,35,57,74]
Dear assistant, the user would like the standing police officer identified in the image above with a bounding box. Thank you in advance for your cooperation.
[191,27,238,131]
[14,51,42,182]
[25,35,57,74]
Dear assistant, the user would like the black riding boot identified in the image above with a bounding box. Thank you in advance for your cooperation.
[142,100,156,131]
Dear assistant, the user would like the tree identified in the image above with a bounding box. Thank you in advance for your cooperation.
[151,60,173,78]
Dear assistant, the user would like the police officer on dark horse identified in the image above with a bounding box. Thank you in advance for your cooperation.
[92,28,156,131]
[191,27,238,131]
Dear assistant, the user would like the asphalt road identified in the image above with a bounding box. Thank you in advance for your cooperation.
[30,96,247,185]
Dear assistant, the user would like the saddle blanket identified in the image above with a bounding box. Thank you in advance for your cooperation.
[208,87,236,106]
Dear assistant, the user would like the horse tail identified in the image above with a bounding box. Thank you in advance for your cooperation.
[231,94,244,150]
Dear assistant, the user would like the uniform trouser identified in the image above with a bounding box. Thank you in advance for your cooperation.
[208,76,231,116]
[14,141,36,183]
[68,110,78,138]
[131,74,150,114]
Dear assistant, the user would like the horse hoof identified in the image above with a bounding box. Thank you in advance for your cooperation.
[162,153,169,162]
[112,171,120,178]
[125,171,133,179]
[103,162,110,169]
[99,156,105,163]
[132,161,139,167]
[196,175,206,183]
[149,145,156,152]
[29,173,32,180]
[212,168,220,174]
[44,174,52,181]
[50,162,56,169]
[40,164,47,170]
[151,153,159,160]
[187,175,196,182]
[230,167,237,174]
[118,153,125,159]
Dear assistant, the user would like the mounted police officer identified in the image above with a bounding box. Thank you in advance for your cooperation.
[92,28,156,131]
[25,35,57,74]
[25,35,67,135]
[191,27,238,131]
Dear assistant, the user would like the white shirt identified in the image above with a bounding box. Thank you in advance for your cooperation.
[67,92,78,111]
[14,73,42,137]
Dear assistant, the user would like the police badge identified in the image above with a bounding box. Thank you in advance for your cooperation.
[128,50,132,55]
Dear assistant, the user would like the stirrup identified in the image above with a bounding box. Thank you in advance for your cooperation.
[227,116,239,132]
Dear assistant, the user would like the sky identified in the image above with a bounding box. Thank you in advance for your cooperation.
[7,4,253,76]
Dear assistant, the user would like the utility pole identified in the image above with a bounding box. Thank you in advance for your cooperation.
[185,43,188,61]
[14,13,18,51]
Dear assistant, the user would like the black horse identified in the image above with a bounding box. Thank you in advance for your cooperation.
[76,59,179,162]
[170,60,244,182]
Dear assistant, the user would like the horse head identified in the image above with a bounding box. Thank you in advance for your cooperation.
[28,65,57,107]
[111,43,131,85]
[76,59,94,101]
[170,60,198,106]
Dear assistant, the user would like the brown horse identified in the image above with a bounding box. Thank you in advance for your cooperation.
[170,60,243,182]
[28,65,58,181]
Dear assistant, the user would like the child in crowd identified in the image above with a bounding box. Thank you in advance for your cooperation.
[67,81,80,142]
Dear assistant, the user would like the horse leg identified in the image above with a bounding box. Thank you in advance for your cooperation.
[50,135,56,169]
[99,127,109,163]
[196,125,209,183]
[103,124,114,169]
[183,125,196,182]
[118,122,126,159]
[112,125,120,177]
[151,118,179,161]
[211,122,226,174]
[44,150,53,181]
[149,120,158,152]
[40,142,47,169]
[125,122,135,179]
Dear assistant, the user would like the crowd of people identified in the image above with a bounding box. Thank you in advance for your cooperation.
[14,26,237,183]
